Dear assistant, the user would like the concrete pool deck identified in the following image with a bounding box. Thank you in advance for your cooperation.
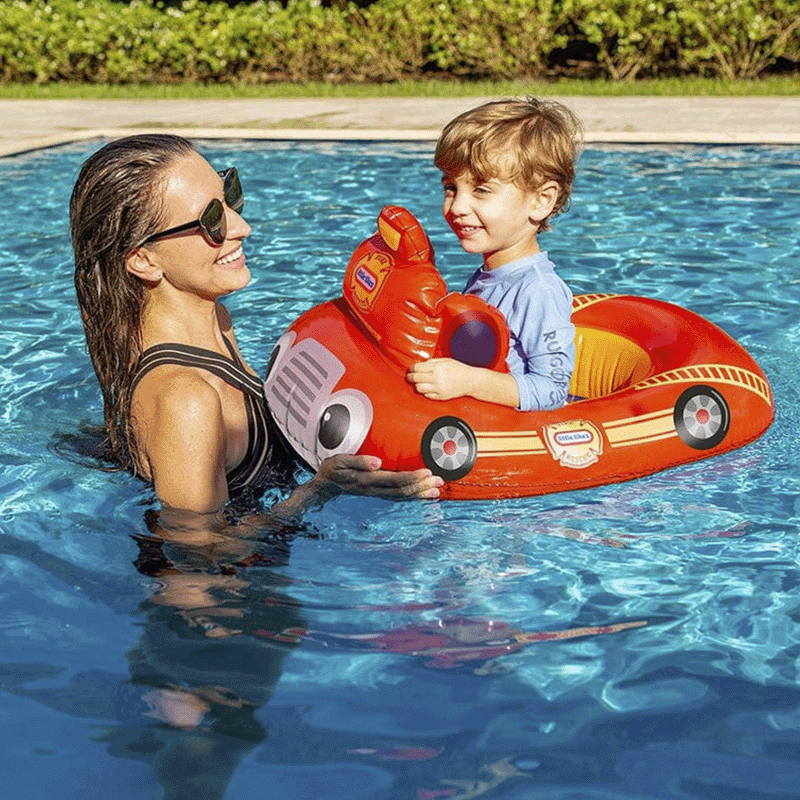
[1,95,800,157]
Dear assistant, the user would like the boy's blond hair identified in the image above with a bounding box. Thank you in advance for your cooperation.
[434,97,583,231]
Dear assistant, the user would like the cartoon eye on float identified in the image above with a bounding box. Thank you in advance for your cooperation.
[421,416,478,481]
[673,385,730,450]
[316,389,374,462]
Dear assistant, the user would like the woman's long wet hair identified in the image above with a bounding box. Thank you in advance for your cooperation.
[70,133,196,472]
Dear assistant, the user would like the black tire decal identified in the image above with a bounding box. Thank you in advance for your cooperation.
[673,385,730,450]
[421,416,478,481]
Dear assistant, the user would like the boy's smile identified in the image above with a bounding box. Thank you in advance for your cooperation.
[442,171,555,270]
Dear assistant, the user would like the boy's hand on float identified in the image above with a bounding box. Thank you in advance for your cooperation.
[407,358,475,401]
[314,454,443,500]
[408,358,521,409]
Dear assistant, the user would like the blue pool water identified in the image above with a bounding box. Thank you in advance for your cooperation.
[1,139,799,800]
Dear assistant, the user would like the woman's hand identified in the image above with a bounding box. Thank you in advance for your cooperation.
[315,454,443,499]
[271,454,443,524]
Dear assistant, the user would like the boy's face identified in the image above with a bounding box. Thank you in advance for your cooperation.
[441,169,557,270]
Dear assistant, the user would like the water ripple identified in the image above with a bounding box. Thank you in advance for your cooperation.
[2,141,799,800]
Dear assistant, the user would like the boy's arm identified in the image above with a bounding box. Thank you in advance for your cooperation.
[407,358,521,408]
[407,277,575,410]
[503,272,575,411]
[511,319,575,410]
[406,316,573,410]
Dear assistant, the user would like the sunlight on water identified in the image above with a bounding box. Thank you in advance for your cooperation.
[0,140,798,800]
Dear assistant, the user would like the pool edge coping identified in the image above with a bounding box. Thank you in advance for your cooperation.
[3,126,800,157]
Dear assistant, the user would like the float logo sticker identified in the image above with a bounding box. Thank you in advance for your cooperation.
[347,252,393,312]
[543,420,603,468]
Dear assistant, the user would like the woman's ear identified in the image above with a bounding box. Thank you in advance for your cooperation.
[125,247,163,284]
[528,181,560,224]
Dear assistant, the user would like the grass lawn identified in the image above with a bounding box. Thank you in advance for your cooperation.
[2,76,799,99]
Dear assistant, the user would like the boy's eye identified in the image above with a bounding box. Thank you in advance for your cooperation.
[442,184,455,196]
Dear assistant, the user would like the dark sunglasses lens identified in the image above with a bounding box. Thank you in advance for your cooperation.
[200,199,226,244]
[224,169,244,212]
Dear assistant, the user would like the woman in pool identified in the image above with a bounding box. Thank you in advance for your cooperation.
[70,133,442,526]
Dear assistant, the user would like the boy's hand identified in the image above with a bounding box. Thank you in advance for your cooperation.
[407,358,522,408]
[407,358,475,401]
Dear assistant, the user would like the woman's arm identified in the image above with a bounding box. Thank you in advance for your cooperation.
[138,372,443,528]
[270,455,443,524]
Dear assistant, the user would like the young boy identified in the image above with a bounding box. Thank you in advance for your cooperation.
[407,97,582,411]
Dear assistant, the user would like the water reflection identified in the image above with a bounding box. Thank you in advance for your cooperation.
[0,507,308,800]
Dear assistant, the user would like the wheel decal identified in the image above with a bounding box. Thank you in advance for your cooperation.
[421,416,477,481]
[673,386,730,450]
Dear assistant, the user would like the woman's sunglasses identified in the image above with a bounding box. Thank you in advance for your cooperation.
[142,167,244,247]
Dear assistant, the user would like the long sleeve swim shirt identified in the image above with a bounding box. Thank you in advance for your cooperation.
[464,252,575,411]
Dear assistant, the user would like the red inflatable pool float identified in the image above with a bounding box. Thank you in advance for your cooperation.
[264,206,774,500]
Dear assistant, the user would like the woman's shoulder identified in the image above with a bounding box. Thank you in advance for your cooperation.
[130,364,227,487]
[134,364,224,424]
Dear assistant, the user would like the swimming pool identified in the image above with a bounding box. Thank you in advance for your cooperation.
[1,140,798,800]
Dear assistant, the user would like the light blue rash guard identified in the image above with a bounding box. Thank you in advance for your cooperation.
[464,252,575,411]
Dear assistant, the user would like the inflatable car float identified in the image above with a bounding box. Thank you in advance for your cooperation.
[264,206,774,500]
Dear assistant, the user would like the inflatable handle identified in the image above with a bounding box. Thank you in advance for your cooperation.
[376,204,433,264]
[342,205,510,374]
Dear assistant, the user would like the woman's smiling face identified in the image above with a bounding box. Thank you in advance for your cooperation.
[140,151,252,299]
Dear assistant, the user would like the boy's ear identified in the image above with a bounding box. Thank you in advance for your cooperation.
[529,181,560,223]
[125,246,163,284]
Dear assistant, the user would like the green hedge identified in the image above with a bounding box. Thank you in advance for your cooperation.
[1,0,798,84]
